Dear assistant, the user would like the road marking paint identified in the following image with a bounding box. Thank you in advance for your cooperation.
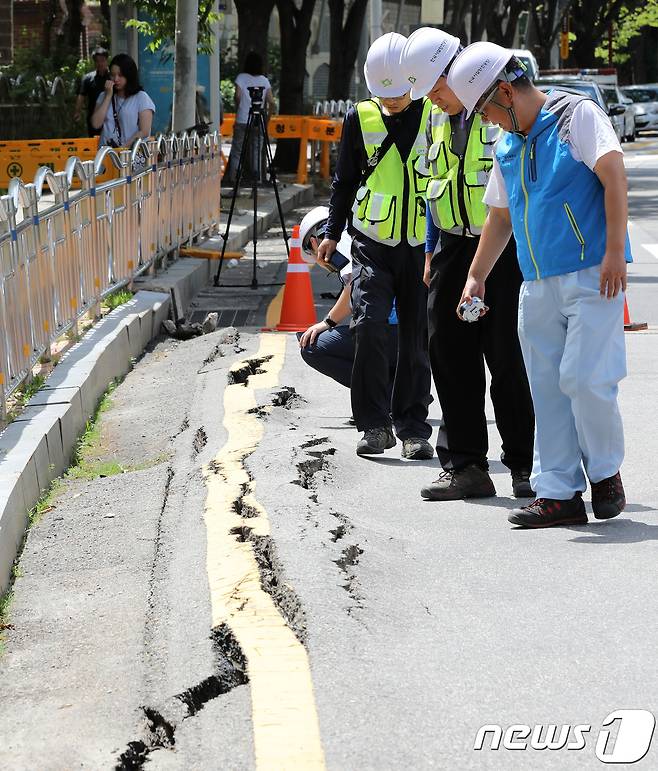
[265,284,285,329]
[203,333,326,769]
[640,243,658,259]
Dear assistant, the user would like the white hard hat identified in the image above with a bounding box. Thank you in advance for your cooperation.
[400,27,461,100]
[447,42,517,118]
[364,32,409,98]
[299,206,330,263]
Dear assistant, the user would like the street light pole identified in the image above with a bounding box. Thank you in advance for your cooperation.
[172,0,199,132]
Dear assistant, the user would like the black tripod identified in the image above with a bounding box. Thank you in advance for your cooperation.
[214,87,290,289]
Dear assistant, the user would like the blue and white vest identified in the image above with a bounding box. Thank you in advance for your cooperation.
[496,91,632,281]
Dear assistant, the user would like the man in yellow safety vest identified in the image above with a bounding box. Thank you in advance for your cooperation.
[400,27,535,501]
[318,32,434,460]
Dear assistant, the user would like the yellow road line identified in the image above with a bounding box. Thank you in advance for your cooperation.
[265,285,285,330]
[203,333,326,769]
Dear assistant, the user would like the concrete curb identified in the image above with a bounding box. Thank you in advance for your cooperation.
[0,290,169,594]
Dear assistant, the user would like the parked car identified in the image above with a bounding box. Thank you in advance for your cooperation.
[620,86,658,132]
[598,84,635,141]
[621,95,648,134]
[535,77,626,143]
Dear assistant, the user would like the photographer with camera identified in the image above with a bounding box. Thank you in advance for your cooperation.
[225,52,276,186]
[91,54,155,149]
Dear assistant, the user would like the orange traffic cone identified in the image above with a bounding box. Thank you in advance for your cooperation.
[276,225,318,332]
[623,295,647,331]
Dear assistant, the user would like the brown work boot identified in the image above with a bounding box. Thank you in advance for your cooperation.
[356,427,396,456]
[420,464,496,501]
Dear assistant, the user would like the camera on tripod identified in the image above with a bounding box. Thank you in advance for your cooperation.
[247,86,265,114]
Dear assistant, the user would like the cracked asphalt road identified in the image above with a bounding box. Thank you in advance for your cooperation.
[0,319,656,770]
[0,141,657,770]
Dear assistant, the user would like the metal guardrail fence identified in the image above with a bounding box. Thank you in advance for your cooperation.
[0,130,222,419]
[313,100,354,119]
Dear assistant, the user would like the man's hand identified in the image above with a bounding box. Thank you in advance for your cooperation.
[457,275,488,319]
[317,238,337,264]
[423,252,432,288]
[299,321,329,348]
[599,250,627,299]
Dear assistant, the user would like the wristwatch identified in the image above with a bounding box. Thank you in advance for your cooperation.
[324,316,337,328]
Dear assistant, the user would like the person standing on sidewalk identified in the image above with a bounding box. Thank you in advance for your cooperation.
[400,28,535,500]
[448,42,631,528]
[75,47,110,137]
[318,33,433,460]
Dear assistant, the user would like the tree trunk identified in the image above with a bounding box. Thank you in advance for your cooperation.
[99,0,111,40]
[569,25,598,67]
[273,0,317,172]
[54,0,83,65]
[443,0,468,41]
[172,0,199,131]
[235,0,276,69]
[327,0,367,100]
[42,0,58,57]
[530,0,568,70]
[67,0,84,54]
[469,0,489,46]
[486,0,524,48]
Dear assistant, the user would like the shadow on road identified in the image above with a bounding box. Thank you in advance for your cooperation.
[568,518,658,544]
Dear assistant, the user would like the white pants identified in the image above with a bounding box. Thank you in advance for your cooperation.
[517,266,626,499]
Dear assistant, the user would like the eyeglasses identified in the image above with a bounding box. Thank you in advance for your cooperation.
[474,81,501,116]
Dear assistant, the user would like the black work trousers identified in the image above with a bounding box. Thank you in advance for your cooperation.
[350,234,432,441]
[298,325,398,396]
[428,231,534,471]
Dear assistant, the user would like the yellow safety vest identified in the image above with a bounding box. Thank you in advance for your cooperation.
[426,106,500,237]
[351,98,432,247]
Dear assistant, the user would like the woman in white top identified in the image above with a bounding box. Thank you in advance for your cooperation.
[225,51,276,186]
[91,53,155,148]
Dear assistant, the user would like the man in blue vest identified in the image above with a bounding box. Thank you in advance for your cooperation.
[448,42,631,528]
[400,28,535,501]
[318,33,433,460]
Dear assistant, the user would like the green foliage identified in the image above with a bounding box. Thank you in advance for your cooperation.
[221,78,236,112]
[13,374,45,409]
[0,46,89,137]
[129,1,221,55]
[102,288,134,312]
[28,479,63,528]
[594,1,658,64]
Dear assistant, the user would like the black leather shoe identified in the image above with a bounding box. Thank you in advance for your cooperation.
[421,464,496,501]
[356,427,396,456]
[590,472,625,519]
[511,468,534,498]
[508,494,587,528]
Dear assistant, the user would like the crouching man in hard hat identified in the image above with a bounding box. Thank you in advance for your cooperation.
[297,206,398,397]
[318,33,433,459]
[400,28,535,501]
[447,42,631,528]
